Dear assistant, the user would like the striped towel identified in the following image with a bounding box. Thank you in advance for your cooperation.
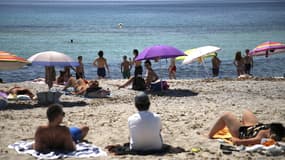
[8,140,107,159]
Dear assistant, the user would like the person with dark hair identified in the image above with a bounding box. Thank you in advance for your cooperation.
[8,86,35,99]
[132,49,143,77]
[93,50,109,79]
[76,56,85,79]
[118,60,159,90]
[208,109,285,146]
[233,51,245,76]
[33,104,89,153]
[211,52,221,77]
[121,55,132,79]
[243,49,253,75]
[128,92,163,151]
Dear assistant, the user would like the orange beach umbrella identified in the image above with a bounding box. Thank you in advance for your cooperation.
[0,51,28,71]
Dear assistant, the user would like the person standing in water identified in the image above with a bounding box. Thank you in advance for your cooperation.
[93,50,110,79]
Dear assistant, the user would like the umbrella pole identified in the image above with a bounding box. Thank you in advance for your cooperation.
[160,60,163,91]
[202,60,209,78]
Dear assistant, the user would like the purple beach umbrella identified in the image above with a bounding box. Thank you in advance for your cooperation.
[135,45,186,90]
[135,45,186,61]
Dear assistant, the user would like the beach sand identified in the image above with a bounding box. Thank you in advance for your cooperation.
[0,78,285,159]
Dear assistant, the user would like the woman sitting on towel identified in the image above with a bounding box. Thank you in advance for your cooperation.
[208,109,285,145]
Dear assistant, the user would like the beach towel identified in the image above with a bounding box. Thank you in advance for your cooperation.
[213,128,285,155]
[244,140,285,156]
[8,140,107,159]
[212,127,233,144]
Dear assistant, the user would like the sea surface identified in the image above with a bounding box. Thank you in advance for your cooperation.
[1,0,285,82]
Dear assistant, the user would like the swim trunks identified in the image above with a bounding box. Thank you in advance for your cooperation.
[69,127,82,142]
[97,67,106,77]
[122,69,131,79]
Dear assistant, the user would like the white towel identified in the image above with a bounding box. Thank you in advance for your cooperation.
[8,140,107,159]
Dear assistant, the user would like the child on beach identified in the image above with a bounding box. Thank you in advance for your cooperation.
[243,49,253,75]
[75,56,85,79]
[121,55,132,79]
[168,58,176,79]
[93,50,110,79]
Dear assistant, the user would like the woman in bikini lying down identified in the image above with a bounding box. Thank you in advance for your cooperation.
[208,109,285,146]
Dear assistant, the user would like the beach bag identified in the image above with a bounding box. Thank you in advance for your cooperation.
[37,91,62,105]
[132,77,146,91]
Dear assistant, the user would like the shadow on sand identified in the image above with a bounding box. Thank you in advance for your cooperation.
[1,101,88,110]
[105,143,188,156]
[149,89,198,97]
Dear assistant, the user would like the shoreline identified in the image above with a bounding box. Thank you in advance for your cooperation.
[1,78,285,159]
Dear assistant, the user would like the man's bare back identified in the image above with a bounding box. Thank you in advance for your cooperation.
[34,125,75,153]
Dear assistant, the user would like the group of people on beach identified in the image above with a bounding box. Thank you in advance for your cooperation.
[233,49,254,76]
[42,48,160,93]
[209,49,253,78]
[32,92,285,154]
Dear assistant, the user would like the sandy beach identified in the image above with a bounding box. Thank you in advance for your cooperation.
[0,78,285,159]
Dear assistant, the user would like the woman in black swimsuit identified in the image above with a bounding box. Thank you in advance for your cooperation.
[208,110,284,146]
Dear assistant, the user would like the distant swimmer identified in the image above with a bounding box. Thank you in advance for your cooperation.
[70,39,73,43]
[118,23,123,29]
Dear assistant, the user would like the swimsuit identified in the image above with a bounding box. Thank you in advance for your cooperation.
[122,69,131,79]
[134,66,143,76]
[170,65,176,72]
[69,127,82,142]
[97,67,106,77]
[239,123,269,139]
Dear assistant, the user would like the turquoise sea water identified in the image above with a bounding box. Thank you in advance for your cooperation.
[0,0,285,82]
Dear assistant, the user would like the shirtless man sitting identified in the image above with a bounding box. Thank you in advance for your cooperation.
[33,104,89,153]
[118,60,159,90]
